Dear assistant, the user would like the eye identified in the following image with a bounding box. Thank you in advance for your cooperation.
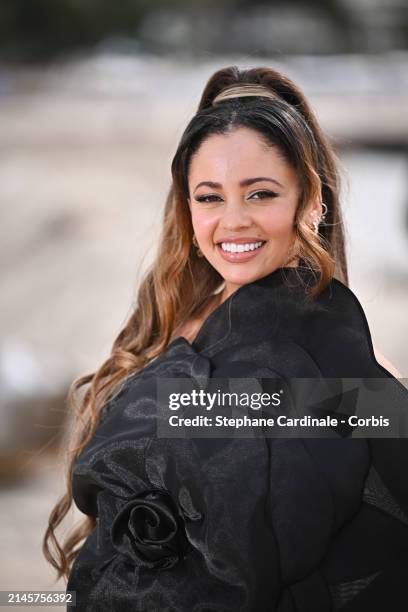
[194,194,222,203]
[249,190,279,200]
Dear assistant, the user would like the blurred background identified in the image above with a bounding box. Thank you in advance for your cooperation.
[0,0,407,605]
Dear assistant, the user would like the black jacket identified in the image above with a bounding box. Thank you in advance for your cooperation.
[67,266,408,611]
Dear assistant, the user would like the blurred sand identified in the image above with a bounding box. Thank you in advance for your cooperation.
[0,454,76,607]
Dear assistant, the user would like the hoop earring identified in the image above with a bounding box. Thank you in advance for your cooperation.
[321,201,328,220]
[192,234,204,258]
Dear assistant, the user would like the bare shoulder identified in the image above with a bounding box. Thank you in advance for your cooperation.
[373,344,404,378]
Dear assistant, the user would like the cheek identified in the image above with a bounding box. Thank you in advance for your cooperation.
[257,207,296,237]
[190,209,219,241]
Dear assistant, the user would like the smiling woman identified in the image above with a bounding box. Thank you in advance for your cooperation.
[187,130,315,298]
[44,65,408,611]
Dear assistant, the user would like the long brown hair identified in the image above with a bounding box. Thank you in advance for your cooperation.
[43,64,348,580]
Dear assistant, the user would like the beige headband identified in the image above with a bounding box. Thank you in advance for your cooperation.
[212,84,278,105]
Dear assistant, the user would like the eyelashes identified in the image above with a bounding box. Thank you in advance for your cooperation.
[248,190,279,200]
[194,190,279,203]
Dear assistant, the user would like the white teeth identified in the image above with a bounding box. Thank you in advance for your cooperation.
[220,241,264,253]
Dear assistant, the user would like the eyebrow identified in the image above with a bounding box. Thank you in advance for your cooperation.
[193,177,284,193]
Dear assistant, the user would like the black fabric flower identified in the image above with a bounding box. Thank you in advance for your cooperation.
[110,489,192,570]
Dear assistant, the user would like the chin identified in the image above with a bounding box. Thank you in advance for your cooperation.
[221,267,268,286]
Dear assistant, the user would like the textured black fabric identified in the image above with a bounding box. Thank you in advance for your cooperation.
[67,266,408,611]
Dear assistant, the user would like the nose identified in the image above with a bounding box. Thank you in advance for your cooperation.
[220,199,253,230]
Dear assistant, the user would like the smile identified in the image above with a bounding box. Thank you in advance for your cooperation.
[216,240,267,262]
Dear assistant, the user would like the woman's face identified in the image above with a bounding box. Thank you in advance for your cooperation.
[188,127,316,298]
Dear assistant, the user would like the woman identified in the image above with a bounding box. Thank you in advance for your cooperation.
[44,65,408,611]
